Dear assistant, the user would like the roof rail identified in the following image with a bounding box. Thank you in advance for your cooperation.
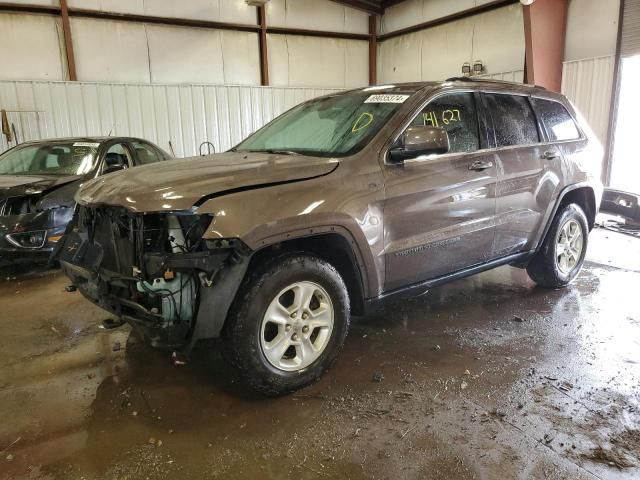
[444,76,546,90]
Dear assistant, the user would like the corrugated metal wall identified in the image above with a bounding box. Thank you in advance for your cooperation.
[0,81,340,157]
[561,55,616,145]
[0,0,370,88]
[377,4,525,84]
[476,70,525,82]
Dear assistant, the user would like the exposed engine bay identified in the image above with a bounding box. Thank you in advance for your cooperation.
[57,206,250,351]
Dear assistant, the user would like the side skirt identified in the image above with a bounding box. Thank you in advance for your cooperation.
[369,251,533,304]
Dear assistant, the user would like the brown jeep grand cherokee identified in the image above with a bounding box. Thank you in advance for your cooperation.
[57,79,603,395]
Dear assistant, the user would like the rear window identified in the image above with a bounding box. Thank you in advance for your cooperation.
[484,94,540,147]
[531,98,581,141]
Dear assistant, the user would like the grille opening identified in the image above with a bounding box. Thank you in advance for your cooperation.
[2,196,37,216]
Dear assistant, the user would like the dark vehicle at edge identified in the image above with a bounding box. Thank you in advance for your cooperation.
[0,137,171,266]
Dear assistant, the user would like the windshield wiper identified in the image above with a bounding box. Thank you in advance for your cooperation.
[242,149,300,156]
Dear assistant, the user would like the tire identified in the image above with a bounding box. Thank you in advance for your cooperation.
[223,253,350,396]
[526,203,589,288]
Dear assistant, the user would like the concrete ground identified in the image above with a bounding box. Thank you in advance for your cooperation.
[1,227,639,480]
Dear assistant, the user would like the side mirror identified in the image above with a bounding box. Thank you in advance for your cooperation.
[103,163,127,175]
[389,126,450,163]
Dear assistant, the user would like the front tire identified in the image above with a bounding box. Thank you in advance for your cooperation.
[223,254,350,396]
[527,203,588,288]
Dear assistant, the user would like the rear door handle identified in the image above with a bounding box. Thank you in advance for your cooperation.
[468,160,493,171]
[542,150,560,160]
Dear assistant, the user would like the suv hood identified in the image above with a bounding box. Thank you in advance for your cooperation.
[77,151,339,212]
[0,174,81,200]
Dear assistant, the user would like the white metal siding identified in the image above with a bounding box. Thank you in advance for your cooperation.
[267,0,368,34]
[564,0,620,62]
[561,55,616,145]
[66,0,258,24]
[268,35,368,88]
[622,0,640,57]
[377,4,525,83]
[476,70,525,82]
[0,13,67,81]
[381,0,501,35]
[0,81,340,157]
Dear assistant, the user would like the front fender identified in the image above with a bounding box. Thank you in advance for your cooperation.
[196,176,385,298]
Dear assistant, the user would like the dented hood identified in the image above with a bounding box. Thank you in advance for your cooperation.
[0,174,80,198]
[76,151,339,212]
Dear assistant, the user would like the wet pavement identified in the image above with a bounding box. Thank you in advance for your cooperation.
[1,227,639,479]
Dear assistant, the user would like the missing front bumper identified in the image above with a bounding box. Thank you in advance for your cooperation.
[57,206,250,351]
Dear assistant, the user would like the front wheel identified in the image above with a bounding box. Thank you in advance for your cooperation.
[223,254,350,396]
[527,203,588,288]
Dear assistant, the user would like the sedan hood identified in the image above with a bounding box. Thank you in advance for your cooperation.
[77,152,339,212]
[0,174,81,199]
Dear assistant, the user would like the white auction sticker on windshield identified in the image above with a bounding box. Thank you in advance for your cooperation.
[73,142,100,148]
[364,94,410,104]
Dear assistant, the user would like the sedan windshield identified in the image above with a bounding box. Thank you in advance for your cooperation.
[0,142,99,176]
[236,91,414,157]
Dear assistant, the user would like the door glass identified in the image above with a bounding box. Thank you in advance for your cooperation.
[411,93,480,153]
[131,141,163,165]
[103,143,131,171]
[531,98,580,141]
[485,94,540,147]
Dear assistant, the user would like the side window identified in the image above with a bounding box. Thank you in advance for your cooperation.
[411,93,480,153]
[103,143,132,171]
[131,141,163,165]
[484,94,540,147]
[531,98,580,141]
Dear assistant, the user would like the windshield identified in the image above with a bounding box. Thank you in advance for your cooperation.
[236,91,413,157]
[0,142,100,176]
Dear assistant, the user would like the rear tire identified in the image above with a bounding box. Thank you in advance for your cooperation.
[526,203,588,288]
[223,253,350,396]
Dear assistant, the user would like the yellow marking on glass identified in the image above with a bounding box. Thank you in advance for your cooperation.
[352,112,374,132]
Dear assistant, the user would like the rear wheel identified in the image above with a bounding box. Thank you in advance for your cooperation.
[527,203,588,288]
[223,254,350,396]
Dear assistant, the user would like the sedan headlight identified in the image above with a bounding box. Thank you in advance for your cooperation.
[6,230,47,249]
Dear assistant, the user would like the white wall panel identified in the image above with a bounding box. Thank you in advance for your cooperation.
[381,0,498,34]
[268,35,368,88]
[71,18,150,83]
[8,0,59,5]
[0,80,340,157]
[476,70,524,83]
[565,0,620,62]
[219,30,261,85]
[67,0,257,24]
[142,0,257,24]
[561,55,615,145]
[145,25,259,85]
[378,4,524,83]
[267,0,368,34]
[0,13,66,81]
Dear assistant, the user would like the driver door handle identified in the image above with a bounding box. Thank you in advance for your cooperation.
[542,150,560,160]
[468,160,493,171]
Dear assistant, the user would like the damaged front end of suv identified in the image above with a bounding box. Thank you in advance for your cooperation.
[57,206,250,351]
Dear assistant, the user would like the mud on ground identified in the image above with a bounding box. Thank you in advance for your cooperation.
[0,228,639,479]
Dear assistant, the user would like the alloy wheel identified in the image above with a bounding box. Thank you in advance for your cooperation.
[555,219,584,275]
[260,281,334,371]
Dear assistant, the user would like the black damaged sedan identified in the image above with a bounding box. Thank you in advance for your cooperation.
[0,137,171,266]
